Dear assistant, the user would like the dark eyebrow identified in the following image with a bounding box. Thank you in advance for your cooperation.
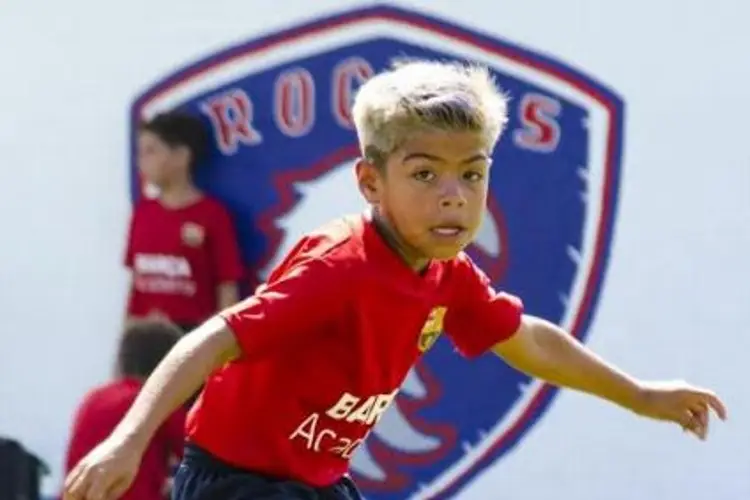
[402,153,489,164]
[463,154,489,164]
[402,152,443,163]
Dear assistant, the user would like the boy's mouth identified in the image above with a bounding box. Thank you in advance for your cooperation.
[430,226,466,237]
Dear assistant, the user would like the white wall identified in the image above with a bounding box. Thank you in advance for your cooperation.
[1,1,748,498]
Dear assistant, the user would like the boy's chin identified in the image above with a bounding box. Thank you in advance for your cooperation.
[426,244,467,261]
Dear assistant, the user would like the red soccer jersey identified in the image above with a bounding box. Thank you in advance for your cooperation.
[125,196,244,325]
[186,213,523,487]
[64,378,186,500]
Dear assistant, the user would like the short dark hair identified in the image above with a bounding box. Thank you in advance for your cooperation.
[117,320,182,379]
[139,110,209,171]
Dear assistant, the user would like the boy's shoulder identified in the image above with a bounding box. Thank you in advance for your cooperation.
[131,196,157,212]
[132,195,226,212]
[286,213,366,260]
[269,213,485,286]
[77,378,142,413]
[268,214,368,279]
[446,250,492,283]
[195,194,230,212]
[449,250,480,272]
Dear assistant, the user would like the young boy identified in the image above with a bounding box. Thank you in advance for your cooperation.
[64,60,726,500]
[126,111,244,332]
[63,320,186,500]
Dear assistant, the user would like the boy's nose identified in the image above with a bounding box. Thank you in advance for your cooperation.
[439,179,467,208]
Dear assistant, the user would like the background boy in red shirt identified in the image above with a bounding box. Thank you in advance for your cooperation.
[126,111,244,332]
[64,60,727,500]
[63,320,185,500]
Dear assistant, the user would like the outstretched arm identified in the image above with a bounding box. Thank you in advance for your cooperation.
[492,315,727,439]
[64,317,239,499]
[114,316,238,450]
[64,253,346,500]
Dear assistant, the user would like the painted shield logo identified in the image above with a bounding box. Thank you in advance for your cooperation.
[130,5,624,499]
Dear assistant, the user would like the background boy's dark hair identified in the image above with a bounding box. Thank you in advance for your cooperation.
[139,110,209,172]
[116,320,183,379]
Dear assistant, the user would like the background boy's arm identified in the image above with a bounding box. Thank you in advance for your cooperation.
[211,202,245,311]
[112,316,239,452]
[217,281,240,310]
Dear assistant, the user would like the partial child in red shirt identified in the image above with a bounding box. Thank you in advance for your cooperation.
[65,60,727,500]
[126,111,244,332]
[63,320,185,500]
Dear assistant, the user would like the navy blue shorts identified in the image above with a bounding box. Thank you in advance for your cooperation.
[172,444,363,500]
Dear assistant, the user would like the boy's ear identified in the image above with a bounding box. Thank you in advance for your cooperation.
[173,144,192,168]
[355,157,382,204]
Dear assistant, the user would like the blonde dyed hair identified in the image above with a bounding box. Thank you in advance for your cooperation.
[351,59,509,165]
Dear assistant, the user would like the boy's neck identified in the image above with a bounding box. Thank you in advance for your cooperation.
[158,181,202,209]
[371,209,431,274]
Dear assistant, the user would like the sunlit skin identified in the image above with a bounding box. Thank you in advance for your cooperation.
[356,130,491,271]
[356,130,729,442]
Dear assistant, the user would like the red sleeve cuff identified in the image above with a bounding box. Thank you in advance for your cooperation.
[450,293,524,359]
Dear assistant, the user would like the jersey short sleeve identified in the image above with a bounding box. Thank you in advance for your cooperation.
[220,255,348,360]
[444,254,524,359]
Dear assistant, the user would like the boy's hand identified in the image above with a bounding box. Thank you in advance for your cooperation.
[63,435,142,500]
[633,380,727,440]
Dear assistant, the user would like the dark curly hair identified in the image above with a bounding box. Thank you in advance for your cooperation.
[139,110,209,171]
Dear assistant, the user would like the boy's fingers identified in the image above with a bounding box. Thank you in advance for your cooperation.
[690,404,708,429]
[690,407,708,439]
[108,477,130,500]
[87,472,112,500]
[695,390,727,420]
[678,409,706,440]
[64,466,89,499]
[63,464,83,493]
[677,410,693,431]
